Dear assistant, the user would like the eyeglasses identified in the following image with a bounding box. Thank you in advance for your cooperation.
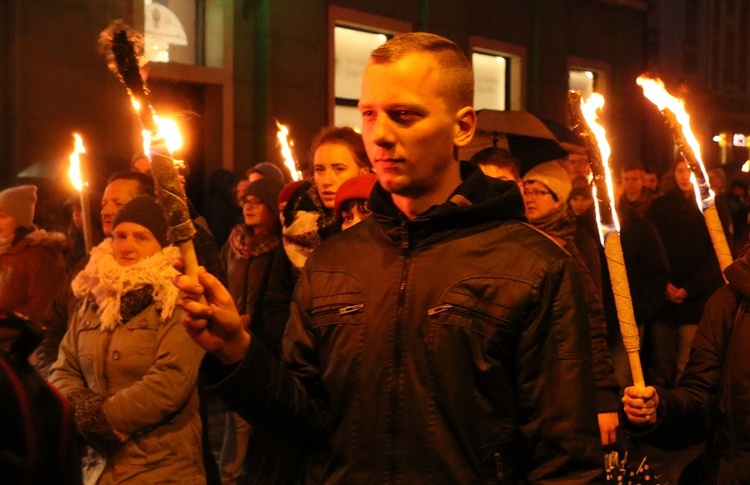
[523,189,552,198]
[243,198,264,208]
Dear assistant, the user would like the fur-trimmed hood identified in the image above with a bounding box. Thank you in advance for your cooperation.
[0,227,67,256]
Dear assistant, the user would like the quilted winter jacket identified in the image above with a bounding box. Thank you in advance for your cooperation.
[206,162,604,483]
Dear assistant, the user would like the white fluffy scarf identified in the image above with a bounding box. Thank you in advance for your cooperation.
[72,239,181,331]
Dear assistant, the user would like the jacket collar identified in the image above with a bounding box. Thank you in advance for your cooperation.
[368,161,527,247]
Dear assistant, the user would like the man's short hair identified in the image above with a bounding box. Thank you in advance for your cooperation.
[370,32,474,109]
[107,171,155,196]
[309,126,371,169]
[469,147,520,180]
[621,161,645,173]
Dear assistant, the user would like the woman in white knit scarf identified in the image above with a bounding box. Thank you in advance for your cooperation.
[49,195,207,485]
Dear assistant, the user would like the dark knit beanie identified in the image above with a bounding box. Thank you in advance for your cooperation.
[243,178,284,217]
[112,195,169,247]
[249,162,285,186]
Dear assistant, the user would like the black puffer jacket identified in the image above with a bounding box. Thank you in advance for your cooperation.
[205,163,603,483]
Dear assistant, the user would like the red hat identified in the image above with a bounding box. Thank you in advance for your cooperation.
[278,180,306,207]
[334,173,378,215]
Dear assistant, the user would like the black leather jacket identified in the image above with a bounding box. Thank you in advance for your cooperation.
[206,163,604,483]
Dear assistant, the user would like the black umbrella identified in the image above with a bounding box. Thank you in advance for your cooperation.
[461,110,568,175]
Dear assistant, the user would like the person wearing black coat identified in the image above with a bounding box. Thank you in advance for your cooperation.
[622,249,750,483]
[646,159,726,387]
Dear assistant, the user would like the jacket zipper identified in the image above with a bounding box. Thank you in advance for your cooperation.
[310,303,364,317]
[388,221,411,482]
[428,303,499,325]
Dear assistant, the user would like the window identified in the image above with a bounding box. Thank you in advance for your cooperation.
[334,26,388,128]
[144,0,224,68]
[473,52,509,111]
[569,69,597,99]
[568,57,609,100]
[469,37,525,111]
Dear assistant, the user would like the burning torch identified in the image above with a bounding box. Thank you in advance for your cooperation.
[637,75,733,274]
[98,21,199,278]
[568,91,645,389]
[68,133,94,252]
[276,120,302,181]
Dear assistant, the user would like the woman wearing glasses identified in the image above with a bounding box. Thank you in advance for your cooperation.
[219,176,283,484]
[522,160,621,448]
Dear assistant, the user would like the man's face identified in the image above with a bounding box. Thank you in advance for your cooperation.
[478,164,520,184]
[560,153,590,180]
[112,222,162,266]
[674,161,693,192]
[621,169,644,198]
[643,172,658,191]
[359,53,473,202]
[100,179,141,237]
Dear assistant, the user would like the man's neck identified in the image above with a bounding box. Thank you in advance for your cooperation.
[392,177,463,220]
[625,191,641,202]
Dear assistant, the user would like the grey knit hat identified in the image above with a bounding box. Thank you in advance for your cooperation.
[243,178,284,218]
[0,185,37,228]
[112,195,169,247]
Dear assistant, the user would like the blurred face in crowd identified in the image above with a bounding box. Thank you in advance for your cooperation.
[643,172,658,191]
[479,164,521,184]
[112,222,162,266]
[560,153,590,180]
[568,195,593,216]
[359,52,474,213]
[621,169,644,200]
[341,202,371,231]
[674,160,693,192]
[313,143,369,209]
[243,196,273,233]
[101,179,142,237]
[523,180,562,220]
[0,211,19,240]
[72,206,83,230]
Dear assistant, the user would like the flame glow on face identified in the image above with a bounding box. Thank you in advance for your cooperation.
[579,93,620,238]
[276,121,302,181]
[68,133,86,191]
[636,75,708,207]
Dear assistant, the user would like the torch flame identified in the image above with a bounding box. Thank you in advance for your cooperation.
[579,93,620,237]
[68,133,86,191]
[636,75,708,208]
[276,121,302,181]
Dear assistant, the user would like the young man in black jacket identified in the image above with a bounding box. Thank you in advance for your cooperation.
[175,32,603,483]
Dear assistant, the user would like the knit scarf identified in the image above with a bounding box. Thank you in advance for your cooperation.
[529,203,577,244]
[71,239,181,331]
[227,224,280,260]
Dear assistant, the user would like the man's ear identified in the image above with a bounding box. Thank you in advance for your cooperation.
[453,106,477,148]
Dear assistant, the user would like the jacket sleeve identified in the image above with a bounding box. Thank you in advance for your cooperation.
[204,264,327,439]
[517,257,605,483]
[259,246,297,358]
[624,285,733,448]
[101,313,205,437]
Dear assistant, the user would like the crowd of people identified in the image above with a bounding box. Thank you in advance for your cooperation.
[2,31,750,483]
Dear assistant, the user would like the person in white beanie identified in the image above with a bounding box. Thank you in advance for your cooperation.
[522,161,621,447]
[0,184,66,324]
